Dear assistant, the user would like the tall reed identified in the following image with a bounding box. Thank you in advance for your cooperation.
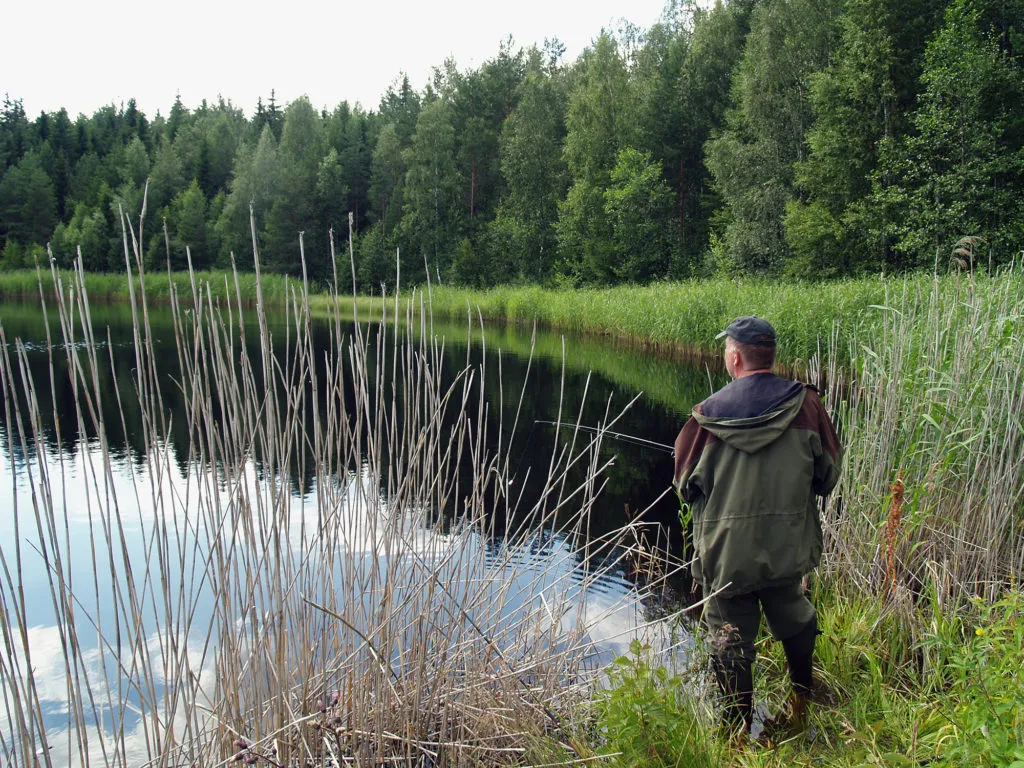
[0,221,662,765]
[819,269,1024,607]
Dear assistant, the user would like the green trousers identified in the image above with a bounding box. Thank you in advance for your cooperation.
[703,580,817,663]
[703,580,818,731]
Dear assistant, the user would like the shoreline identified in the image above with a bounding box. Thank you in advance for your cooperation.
[4,267,1007,367]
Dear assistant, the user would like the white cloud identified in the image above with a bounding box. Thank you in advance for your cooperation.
[1,624,217,767]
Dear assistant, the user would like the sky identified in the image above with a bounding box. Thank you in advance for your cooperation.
[3,0,673,120]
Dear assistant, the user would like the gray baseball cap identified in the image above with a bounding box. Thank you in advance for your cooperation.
[715,316,777,347]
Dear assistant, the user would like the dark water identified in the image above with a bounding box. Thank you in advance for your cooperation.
[0,300,723,543]
[0,298,726,763]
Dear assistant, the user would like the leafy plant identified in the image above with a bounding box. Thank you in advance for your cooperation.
[592,639,720,768]
[926,591,1024,766]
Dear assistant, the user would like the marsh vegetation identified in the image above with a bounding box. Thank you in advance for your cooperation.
[0,246,700,766]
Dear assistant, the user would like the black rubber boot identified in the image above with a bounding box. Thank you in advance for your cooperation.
[781,616,817,696]
[711,655,754,736]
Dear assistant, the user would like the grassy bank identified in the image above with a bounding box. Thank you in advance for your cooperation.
[7,267,1023,368]
[428,272,1024,368]
[586,588,1024,766]
[0,267,391,322]
[0,266,297,303]
[428,279,890,365]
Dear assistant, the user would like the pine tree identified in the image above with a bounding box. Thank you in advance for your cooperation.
[168,93,189,140]
[265,90,284,141]
[0,151,58,249]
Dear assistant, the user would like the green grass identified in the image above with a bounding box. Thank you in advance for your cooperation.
[586,588,1024,767]
[0,268,391,320]
[427,279,894,366]
[741,587,1024,766]
[0,266,302,303]
[427,273,1024,368]
[6,267,1021,372]
[589,639,724,767]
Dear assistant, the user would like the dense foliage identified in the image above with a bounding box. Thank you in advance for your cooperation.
[1,0,1022,285]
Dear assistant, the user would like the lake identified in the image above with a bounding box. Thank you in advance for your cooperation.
[0,287,726,766]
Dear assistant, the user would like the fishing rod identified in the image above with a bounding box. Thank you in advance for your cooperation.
[534,420,674,453]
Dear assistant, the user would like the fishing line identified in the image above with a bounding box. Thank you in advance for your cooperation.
[533,420,673,453]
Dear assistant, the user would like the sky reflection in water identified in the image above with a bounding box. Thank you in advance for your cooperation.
[0,301,721,764]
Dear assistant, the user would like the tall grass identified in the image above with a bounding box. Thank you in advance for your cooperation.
[428,275,1024,369]
[0,267,390,321]
[820,270,1024,605]
[0,228,666,765]
[0,266,291,304]
[428,279,896,365]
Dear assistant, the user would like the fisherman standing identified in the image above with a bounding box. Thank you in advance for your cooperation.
[672,316,842,738]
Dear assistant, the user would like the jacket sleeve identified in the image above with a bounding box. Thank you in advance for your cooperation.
[807,390,843,496]
[673,416,710,503]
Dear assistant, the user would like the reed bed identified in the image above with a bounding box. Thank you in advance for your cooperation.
[0,227,667,766]
[0,267,289,304]
[427,274,1024,368]
[427,280,893,366]
[818,269,1024,607]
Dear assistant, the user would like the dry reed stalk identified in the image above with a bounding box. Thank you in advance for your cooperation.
[0,210,667,766]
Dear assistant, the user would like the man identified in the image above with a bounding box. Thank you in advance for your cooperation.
[672,316,842,737]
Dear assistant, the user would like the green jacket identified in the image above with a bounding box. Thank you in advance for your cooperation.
[673,379,842,597]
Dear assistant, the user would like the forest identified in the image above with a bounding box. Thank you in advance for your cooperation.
[0,0,1021,289]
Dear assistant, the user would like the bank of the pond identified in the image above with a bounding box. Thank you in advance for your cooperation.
[428,274,1018,367]
[0,267,392,321]
[586,587,1024,767]
[6,268,1018,367]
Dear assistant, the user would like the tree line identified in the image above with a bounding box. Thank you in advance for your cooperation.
[1,0,1021,289]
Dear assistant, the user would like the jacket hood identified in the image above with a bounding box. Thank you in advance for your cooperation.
[693,388,807,454]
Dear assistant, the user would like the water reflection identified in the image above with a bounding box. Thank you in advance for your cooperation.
[0,298,725,765]
[2,302,723,541]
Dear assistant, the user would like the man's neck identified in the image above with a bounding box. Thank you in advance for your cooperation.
[734,368,773,380]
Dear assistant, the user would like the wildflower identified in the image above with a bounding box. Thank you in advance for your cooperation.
[975,627,985,637]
